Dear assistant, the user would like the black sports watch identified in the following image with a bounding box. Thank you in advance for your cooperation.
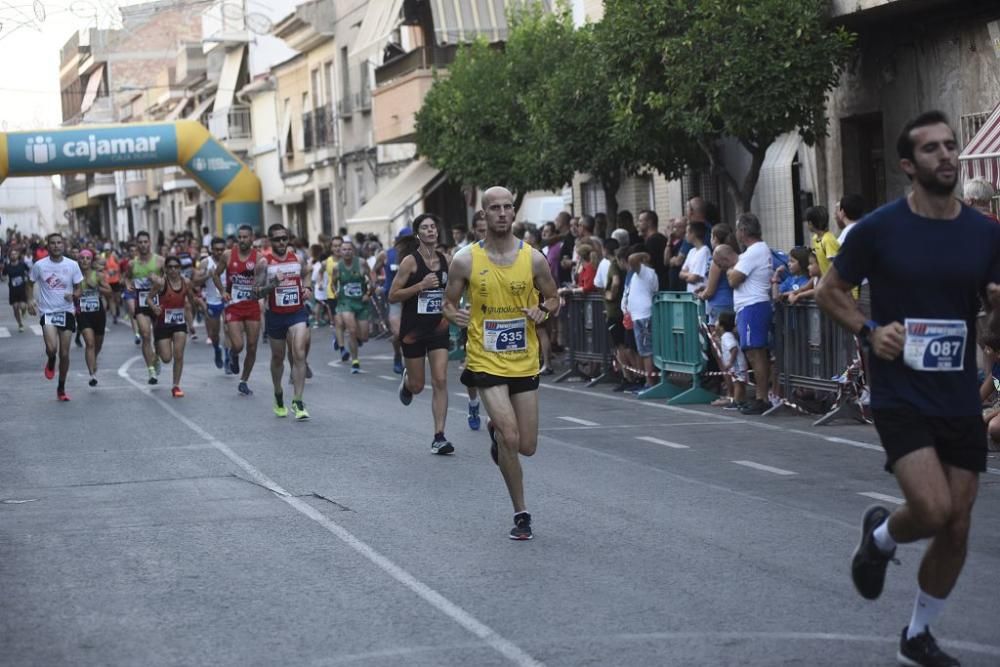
[857,319,878,348]
[538,303,550,314]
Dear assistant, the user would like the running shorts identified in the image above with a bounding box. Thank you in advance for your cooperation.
[154,324,187,341]
[39,312,76,333]
[9,286,27,305]
[225,302,261,323]
[736,301,772,350]
[136,306,157,320]
[265,308,308,340]
[401,332,450,359]
[78,311,107,334]
[872,407,986,473]
[336,299,370,320]
[460,369,539,396]
[206,302,224,319]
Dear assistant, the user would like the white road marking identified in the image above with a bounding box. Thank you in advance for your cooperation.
[556,416,599,426]
[858,492,904,505]
[30,325,43,336]
[635,436,689,449]
[732,460,797,476]
[0,327,9,338]
[378,375,397,381]
[116,356,542,667]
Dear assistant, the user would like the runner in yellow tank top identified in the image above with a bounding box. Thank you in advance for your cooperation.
[444,186,560,541]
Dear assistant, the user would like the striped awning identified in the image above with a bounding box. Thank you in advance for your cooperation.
[960,101,1000,187]
[429,0,553,45]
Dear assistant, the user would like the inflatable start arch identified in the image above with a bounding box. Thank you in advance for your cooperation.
[0,121,261,236]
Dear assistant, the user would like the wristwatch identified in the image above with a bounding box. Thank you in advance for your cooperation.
[857,319,878,348]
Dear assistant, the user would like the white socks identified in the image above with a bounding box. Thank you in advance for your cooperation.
[873,518,896,553]
[468,399,480,408]
[907,589,946,639]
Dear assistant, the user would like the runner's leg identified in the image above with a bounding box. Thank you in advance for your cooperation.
[83,327,97,377]
[171,331,187,388]
[287,323,308,400]
[341,312,358,360]
[241,319,260,382]
[428,348,449,435]
[42,324,59,372]
[57,328,72,390]
[137,314,156,369]
[479,385,527,512]
[269,334,286,396]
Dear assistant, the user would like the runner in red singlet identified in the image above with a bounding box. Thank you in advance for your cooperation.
[212,224,265,396]
[150,256,196,397]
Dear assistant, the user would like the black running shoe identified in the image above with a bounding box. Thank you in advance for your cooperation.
[851,505,897,600]
[739,398,770,415]
[487,419,498,466]
[89,377,98,387]
[897,626,960,667]
[230,353,240,375]
[431,437,454,455]
[399,370,413,406]
[510,512,532,541]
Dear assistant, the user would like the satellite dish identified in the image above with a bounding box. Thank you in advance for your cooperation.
[245,12,273,35]
[221,2,246,22]
[34,0,46,22]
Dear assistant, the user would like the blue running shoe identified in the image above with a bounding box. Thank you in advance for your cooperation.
[214,347,223,369]
[468,403,481,431]
[238,381,253,396]
[341,349,350,363]
[393,355,403,375]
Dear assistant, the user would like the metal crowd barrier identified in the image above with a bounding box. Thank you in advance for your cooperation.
[555,293,616,386]
[639,292,718,405]
[768,300,869,426]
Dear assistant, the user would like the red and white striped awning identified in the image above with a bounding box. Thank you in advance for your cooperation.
[960,102,1000,187]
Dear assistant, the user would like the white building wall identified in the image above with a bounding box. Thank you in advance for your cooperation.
[0,176,66,237]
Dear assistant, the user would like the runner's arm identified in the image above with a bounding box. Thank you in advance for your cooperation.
[528,250,560,323]
[97,273,113,298]
[212,251,228,298]
[254,257,276,298]
[817,265,904,361]
[388,256,432,304]
[442,252,471,327]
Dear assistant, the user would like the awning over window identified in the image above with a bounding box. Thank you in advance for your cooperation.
[80,67,105,113]
[164,96,191,121]
[213,46,246,114]
[346,159,444,226]
[350,0,405,60]
[752,131,807,253]
[430,0,553,45]
[960,102,1000,188]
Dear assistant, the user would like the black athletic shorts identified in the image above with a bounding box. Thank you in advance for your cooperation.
[9,286,27,305]
[39,312,76,333]
[460,369,539,396]
[136,306,157,320]
[402,332,450,359]
[872,407,987,473]
[154,324,187,341]
[78,311,107,333]
[607,315,625,347]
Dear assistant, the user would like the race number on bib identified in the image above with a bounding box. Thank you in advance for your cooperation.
[80,294,101,313]
[232,283,254,303]
[344,282,363,299]
[137,291,158,308]
[417,289,444,315]
[45,312,67,327]
[276,286,300,307]
[11,276,24,287]
[483,318,527,352]
[903,318,966,372]
[165,308,186,325]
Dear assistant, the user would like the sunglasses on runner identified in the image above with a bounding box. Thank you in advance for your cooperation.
[270,235,289,243]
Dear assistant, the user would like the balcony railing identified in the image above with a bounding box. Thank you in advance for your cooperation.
[208,103,252,141]
[337,96,353,118]
[961,111,991,146]
[302,105,337,153]
[355,88,371,112]
[374,45,458,87]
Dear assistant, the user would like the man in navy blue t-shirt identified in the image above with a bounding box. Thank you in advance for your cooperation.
[817,110,1000,667]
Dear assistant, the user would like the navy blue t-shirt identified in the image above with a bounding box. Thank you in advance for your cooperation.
[834,197,1000,416]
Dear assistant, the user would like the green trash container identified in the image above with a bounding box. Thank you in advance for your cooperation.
[638,292,718,405]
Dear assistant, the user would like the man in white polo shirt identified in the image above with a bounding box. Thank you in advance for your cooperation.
[27,233,83,401]
[727,213,773,415]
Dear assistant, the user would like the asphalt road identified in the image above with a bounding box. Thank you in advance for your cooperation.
[2,308,999,666]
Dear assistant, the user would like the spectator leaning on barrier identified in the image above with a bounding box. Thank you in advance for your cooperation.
[788,251,822,305]
[699,237,737,325]
[594,237,615,291]
[806,205,840,274]
[836,194,867,245]
[623,246,660,390]
[727,213,773,416]
[963,178,999,223]
[771,246,812,303]
[679,221,711,294]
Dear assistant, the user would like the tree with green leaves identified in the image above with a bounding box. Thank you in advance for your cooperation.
[603,0,855,212]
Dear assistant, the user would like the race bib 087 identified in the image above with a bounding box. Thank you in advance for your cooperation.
[903,318,966,372]
[483,318,527,353]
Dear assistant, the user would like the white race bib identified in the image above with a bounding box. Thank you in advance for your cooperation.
[165,308,186,325]
[483,318,527,353]
[275,286,300,307]
[344,282,363,299]
[80,292,101,313]
[137,291,158,308]
[45,312,67,327]
[231,280,254,303]
[11,275,24,287]
[903,318,966,372]
[417,289,444,315]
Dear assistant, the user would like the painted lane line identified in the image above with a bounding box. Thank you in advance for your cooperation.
[116,356,542,667]
[30,324,43,336]
[732,460,797,476]
[556,416,599,427]
[378,375,398,381]
[635,436,689,450]
[858,492,904,505]
[0,327,9,338]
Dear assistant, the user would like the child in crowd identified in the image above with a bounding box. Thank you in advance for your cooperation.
[621,246,659,391]
[806,205,840,275]
[559,243,597,295]
[712,310,748,408]
[978,314,1000,451]
[770,246,812,302]
[787,251,822,304]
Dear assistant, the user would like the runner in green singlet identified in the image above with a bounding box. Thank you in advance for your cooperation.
[126,231,165,384]
[330,239,372,374]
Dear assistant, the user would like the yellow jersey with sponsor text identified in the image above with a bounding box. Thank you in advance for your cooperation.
[467,241,539,378]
